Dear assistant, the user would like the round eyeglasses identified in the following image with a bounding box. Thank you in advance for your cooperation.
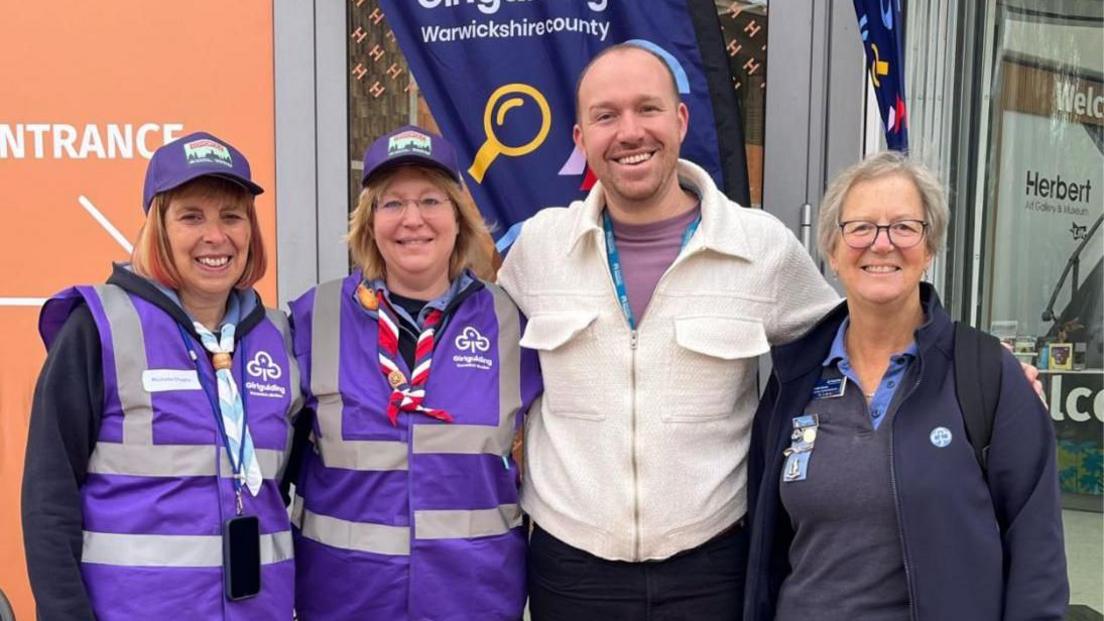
[838,219,928,249]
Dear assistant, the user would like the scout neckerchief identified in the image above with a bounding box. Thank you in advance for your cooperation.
[192,314,263,498]
[365,286,454,426]
[601,208,701,330]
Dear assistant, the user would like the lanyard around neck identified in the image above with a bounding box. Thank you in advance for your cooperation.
[601,209,701,330]
[175,324,248,499]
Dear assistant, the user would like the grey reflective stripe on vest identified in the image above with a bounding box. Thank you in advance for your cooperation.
[95,285,153,445]
[292,495,520,554]
[415,504,523,540]
[311,279,410,470]
[82,530,293,567]
[265,308,304,419]
[265,307,303,482]
[88,444,284,479]
[293,495,411,556]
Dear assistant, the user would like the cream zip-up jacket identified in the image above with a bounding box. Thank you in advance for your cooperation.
[499,160,840,562]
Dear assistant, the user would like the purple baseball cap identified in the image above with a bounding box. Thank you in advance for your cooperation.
[142,131,264,212]
[361,125,462,186]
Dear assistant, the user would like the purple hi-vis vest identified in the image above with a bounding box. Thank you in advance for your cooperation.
[39,285,302,621]
[289,274,541,621]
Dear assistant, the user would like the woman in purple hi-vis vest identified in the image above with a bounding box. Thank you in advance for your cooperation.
[23,132,301,620]
[286,126,541,620]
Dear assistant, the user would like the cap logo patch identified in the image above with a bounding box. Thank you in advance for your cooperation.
[183,139,233,168]
[387,130,432,158]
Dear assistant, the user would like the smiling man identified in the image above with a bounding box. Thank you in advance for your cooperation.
[498,44,841,618]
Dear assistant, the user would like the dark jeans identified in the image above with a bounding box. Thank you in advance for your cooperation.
[527,521,748,621]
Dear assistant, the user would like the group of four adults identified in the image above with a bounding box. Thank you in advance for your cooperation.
[24,43,1066,620]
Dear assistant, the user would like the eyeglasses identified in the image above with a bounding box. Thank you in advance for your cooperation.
[375,196,451,217]
[838,219,928,249]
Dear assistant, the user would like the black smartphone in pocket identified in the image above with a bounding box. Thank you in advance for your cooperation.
[223,515,261,600]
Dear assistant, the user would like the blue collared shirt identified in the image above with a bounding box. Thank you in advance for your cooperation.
[823,318,918,429]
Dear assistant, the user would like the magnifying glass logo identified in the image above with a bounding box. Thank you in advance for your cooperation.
[468,83,551,183]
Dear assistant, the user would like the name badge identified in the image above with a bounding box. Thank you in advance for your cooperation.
[142,369,202,392]
[811,377,846,400]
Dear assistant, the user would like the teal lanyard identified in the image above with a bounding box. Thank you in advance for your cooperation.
[601,209,701,330]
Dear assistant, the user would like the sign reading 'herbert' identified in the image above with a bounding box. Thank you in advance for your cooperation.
[1025,171,1093,203]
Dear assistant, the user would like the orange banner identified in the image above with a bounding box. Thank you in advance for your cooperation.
[0,3,276,617]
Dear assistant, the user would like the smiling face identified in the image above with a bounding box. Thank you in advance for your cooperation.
[573,47,689,220]
[164,184,252,315]
[829,173,932,310]
[372,166,459,298]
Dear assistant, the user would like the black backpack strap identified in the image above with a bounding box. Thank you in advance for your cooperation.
[953,322,1004,474]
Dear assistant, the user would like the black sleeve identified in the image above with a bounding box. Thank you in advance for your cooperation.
[21,305,103,621]
[746,374,779,522]
[279,406,315,506]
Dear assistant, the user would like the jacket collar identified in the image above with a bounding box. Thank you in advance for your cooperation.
[771,282,953,383]
[107,262,267,341]
[565,159,753,261]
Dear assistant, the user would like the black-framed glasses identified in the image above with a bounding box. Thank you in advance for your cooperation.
[838,219,928,249]
[375,196,451,217]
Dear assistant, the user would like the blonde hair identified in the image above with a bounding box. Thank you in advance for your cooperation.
[131,177,267,289]
[817,150,949,258]
[348,166,495,282]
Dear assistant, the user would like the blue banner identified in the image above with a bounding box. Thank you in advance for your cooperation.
[378,0,743,235]
[853,0,909,151]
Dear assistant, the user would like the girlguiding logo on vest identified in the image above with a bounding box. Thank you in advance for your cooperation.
[245,350,286,398]
[453,326,493,370]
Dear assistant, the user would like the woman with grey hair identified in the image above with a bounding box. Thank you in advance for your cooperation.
[743,151,1067,620]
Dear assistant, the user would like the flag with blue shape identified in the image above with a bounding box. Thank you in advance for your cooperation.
[853,0,909,151]
[378,0,749,239]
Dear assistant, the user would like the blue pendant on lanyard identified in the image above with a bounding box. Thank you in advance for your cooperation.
[601,209,701,330]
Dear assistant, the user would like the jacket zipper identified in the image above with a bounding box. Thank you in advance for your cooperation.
[888,359,924,621]
[630,329,641,561]
[603,230,698,562]
[628,248,696,561]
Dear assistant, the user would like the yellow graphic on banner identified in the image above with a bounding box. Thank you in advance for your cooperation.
[468,83,551,183]
[870,43,890,87]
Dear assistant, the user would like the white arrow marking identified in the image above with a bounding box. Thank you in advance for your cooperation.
[0,298,48,306]
[79,195,133,254]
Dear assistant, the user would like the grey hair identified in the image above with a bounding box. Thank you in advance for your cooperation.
[816,150,949,258]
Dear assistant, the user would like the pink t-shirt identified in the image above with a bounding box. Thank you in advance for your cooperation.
[608,204,701,325]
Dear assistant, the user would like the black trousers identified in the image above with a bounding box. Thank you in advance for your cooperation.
[527,521,748,621]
